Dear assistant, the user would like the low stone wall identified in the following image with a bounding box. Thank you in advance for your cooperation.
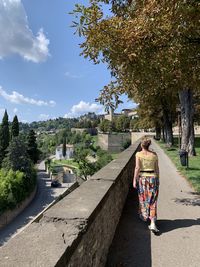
[71,128,97,135]
[0,141,141,267]
[98,132,131,152]
[0,185,37,230]
[173,125,200,135]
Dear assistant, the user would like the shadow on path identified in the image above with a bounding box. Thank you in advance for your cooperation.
[157,218,200,234]
[106,187,152,267]
[173,197,200,206]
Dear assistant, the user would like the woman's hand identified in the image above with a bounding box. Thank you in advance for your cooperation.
[133,179,137,189]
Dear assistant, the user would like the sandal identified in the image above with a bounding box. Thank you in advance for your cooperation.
[148,224,160,233]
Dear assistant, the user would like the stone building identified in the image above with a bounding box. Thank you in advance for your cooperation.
[55,144,74,160]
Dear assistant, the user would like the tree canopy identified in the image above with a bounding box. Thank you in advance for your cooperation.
[27,130,39,163]
[72,0,200,154]
[0,110,10,165]
[11,115,19,138]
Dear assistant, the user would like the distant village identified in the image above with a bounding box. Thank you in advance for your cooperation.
[35,108,138,157]
[35,108,138,136]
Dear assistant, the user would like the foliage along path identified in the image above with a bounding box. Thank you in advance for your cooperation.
[106,140,200,267]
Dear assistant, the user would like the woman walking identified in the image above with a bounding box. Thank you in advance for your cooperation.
[133,136,160,233]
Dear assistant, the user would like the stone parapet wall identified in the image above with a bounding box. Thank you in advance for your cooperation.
[98,133,109,150]
[71,128,97,135]
[0,141,140,267]
[98,132,131,152]
[173,126,200,135]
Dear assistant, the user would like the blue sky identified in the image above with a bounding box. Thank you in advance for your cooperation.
[0,0,135,123]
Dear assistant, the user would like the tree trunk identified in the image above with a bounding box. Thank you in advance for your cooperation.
[155,126,161,140]
[163,108,174,146]
[188,125,196,156]
[161,127,166,142]
[179,89,196,156]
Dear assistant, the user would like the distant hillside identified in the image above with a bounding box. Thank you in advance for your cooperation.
[19,112,102,133]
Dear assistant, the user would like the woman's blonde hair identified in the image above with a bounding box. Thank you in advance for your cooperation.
[141,136,151,150]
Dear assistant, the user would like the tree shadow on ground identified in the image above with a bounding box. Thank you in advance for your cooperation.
[186,167,200,171]
[166,148,177,151]
[106,187,152,267]
[173,197,200,206]
[188,191,200,196]
[157,218,200,234]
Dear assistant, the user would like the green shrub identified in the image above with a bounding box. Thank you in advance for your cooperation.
[0,168,36,215]
[123,139,131,149]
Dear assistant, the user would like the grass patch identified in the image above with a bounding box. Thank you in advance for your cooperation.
[53,159,78,168]
[92,135,98,147]
[157,138,200,193]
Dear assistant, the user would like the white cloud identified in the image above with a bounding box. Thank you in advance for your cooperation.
[0,0,50,62]
[49,100,56,107]
[13,107,18,113]
[0,108,5,121]
[64,100,103,118]
[64,72,83,79]
[0,108,5,115]
[0,86,56,107]
[71,101,101,114]
[21,119,28,123]
[39,114,49,121]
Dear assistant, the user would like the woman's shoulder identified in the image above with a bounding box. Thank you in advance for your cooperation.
[150,150,157,155]
[136,151,143,158]
[136,151,141,157]
[150,151,158,158]
[136,150,158,159]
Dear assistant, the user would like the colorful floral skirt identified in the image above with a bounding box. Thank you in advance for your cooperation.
[137,176,159,221]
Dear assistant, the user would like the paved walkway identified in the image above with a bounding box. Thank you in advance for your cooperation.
[106,140,200,267]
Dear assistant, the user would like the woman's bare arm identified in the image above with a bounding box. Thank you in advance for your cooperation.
[155,157,159,178]
[133,156,140,188]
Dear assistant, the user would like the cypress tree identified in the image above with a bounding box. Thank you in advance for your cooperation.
[62,137,66,158]
[27,129,38,163]
[0,110,10,165]
[11,115,19,138]
[0,132,4,166]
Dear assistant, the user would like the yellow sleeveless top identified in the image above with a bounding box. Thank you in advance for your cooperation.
[136,151,158,176]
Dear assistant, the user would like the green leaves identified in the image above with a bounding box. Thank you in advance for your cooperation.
[99,119,112,132]
[0,169,29,214]
[95,81,124,113]
[11,115,19,138]
[71,3,104,37]
[0,110,10,165]
[27,130,39,164]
